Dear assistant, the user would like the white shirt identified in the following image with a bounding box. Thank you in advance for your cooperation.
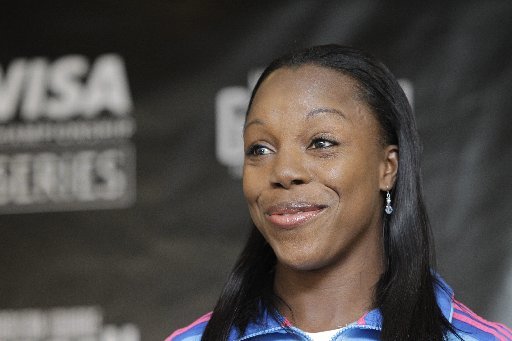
[303,328,342,341]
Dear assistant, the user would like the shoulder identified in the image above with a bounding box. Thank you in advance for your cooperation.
[165,312,212,341]
[449,299,512,340]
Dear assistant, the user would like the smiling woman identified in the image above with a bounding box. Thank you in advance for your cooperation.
[166,45,512,341]
[243,65,394,282]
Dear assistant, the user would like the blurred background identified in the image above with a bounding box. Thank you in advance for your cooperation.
[0,1,511,340]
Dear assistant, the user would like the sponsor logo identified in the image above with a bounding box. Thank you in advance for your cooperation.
[215,69,262,177]
[0,306,139,341]
[0,54,136,213]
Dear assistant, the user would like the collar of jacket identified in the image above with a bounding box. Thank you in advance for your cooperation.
[233,276,455,340]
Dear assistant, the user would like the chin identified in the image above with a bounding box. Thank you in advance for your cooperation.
[276,251,330,272]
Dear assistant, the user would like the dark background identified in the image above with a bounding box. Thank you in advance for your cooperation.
[1,1,511,340]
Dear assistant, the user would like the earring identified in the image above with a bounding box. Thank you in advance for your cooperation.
[385,190,393,214]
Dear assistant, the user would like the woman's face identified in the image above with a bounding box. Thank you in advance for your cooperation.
[243,65,397,272]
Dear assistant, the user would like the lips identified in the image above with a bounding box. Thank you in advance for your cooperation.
[265,202,327,228]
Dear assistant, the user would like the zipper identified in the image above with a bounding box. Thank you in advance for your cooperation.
[329,324,381,340]
[240,323,382,340]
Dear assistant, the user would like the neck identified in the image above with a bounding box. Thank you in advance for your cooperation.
[273,232,383,332]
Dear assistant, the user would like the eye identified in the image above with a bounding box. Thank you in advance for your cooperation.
[246,144,273,156]
[309,138,337,149]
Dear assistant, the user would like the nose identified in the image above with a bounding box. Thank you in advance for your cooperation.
[270,149,311,189]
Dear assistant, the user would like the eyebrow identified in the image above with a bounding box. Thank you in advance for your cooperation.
[243,118,264,132]
[243,107,346,131]
[306,107,346,119]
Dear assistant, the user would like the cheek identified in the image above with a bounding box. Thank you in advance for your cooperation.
[324,165,345,186]
[242,167,260,203]
[315,155,381,202]
[242,178,253,203]
[311,161,348,193]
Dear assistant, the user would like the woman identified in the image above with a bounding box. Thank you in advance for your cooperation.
[167,45,511,340]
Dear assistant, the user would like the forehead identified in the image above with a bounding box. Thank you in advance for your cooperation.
[258,64,356,91]
[247,64,372,124]
[252,65,359,109]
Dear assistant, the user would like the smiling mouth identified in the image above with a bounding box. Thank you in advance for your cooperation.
[265,202,327,229]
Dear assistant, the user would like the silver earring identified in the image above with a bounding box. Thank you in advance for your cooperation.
[385,191,393,214]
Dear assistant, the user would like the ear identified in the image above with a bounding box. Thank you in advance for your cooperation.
[379,144,398,191]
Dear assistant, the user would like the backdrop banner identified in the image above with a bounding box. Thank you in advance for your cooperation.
[1,1,511,340]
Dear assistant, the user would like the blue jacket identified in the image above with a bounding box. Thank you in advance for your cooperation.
[167,277,512,340]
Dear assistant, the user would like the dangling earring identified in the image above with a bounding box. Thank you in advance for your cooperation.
[385,190,393,214]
